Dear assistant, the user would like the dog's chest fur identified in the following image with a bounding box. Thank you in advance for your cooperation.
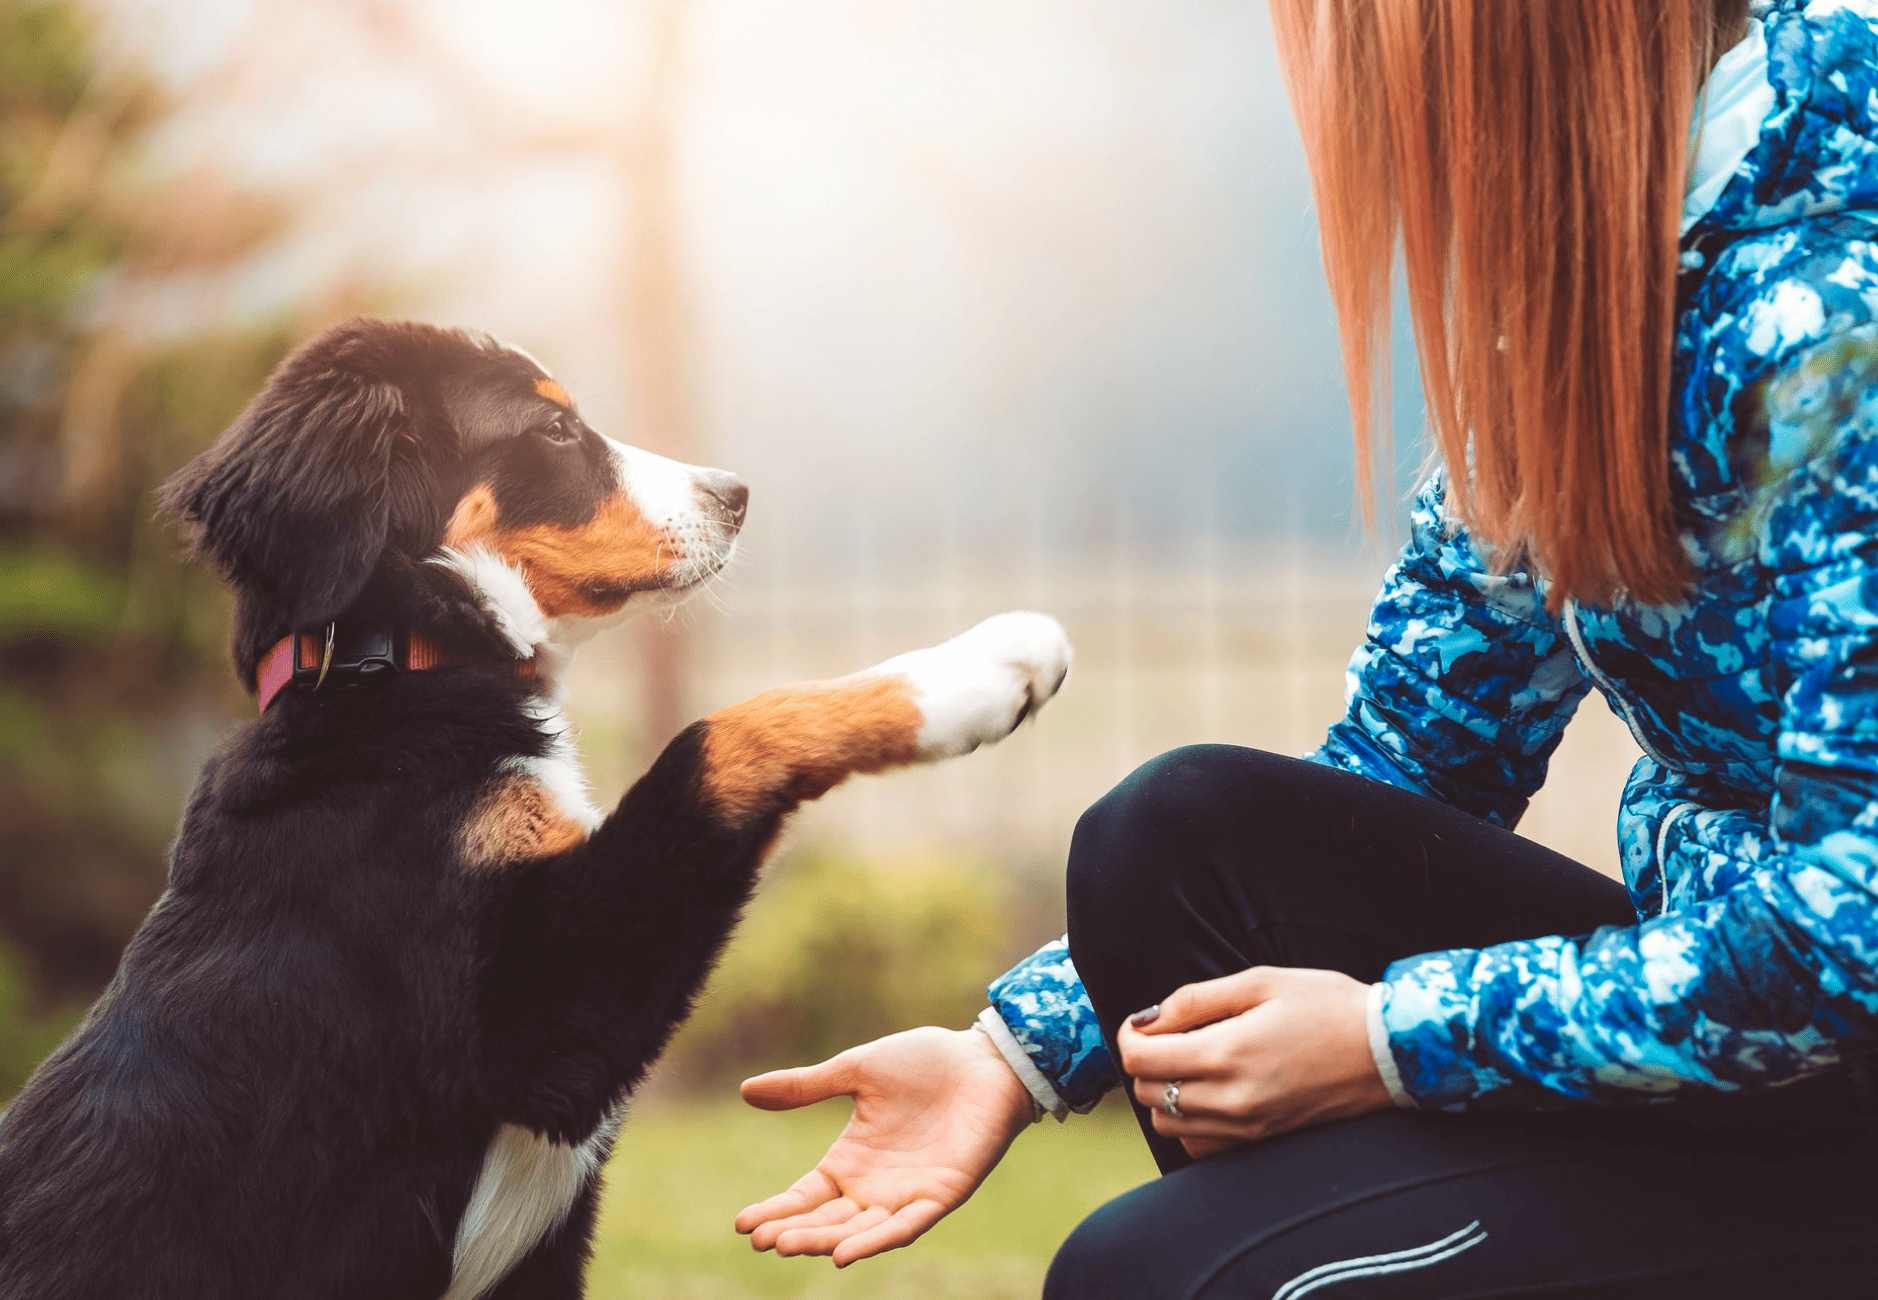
[445,1112,621,1300]
[447,707,608,1300]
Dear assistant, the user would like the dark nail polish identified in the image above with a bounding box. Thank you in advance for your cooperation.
[1129,1004,1161,1027]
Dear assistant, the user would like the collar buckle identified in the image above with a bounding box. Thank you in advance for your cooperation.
[292,622,402,692]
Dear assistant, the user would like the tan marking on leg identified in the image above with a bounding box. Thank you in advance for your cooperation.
[700,676,924,824]
[461,776,588,872]
[534,377,573,409]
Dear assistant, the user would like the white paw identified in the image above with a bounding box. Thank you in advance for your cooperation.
[873,611,1072,760]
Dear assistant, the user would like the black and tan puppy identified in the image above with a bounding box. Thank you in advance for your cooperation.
[0,319,1070,1299]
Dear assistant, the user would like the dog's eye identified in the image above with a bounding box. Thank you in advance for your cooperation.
[538,417,577,445]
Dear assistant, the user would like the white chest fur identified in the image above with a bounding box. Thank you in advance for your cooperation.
[443,1112,621,1300]
[429,543,616,1299]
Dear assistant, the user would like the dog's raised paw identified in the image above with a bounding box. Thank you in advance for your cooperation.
[873,611,1073,761]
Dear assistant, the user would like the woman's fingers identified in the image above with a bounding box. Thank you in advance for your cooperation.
[831,1200,951,1267]
[747,1195,863,1251]
[1118,970,1388,1160]
[1118,1022,1217,1081]
[1117,1012,1251,1082]
[1128,1072,1253,1120]
[1135,967,1275,1035]
[1134,1081,1269,1141]
[736,1052,864,1247]
[735,1170,841,1236]
[1119,968,1302,1080]
[773,1205,890,1257]
[740,1054,859,1111]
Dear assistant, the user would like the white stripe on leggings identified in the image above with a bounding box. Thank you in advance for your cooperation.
[1270,1220,1488,1300]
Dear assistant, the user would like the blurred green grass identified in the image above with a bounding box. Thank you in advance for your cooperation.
[589,1093,1154,1300]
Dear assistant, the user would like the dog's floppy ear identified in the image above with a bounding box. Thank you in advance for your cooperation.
[160,325,414,630]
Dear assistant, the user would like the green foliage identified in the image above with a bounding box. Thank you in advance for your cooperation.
[666,850,1013,1085]
[0,2,91,116]
[0,225,118,318]
[0,546,125,640]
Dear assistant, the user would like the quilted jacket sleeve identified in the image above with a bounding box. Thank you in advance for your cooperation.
[985,473,1596,1114]
[1379,327,1878,1110]
[1309,472,1595,827]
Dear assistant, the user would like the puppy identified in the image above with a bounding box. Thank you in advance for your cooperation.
[0,319,1070,1300]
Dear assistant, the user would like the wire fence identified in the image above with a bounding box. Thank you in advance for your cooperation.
[566,546,1641,884]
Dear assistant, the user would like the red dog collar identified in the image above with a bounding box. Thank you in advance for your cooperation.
[256,625,535,712]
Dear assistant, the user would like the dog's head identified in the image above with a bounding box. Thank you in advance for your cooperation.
[161,318,745,686]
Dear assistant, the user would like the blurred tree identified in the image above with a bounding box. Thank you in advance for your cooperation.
[338,0,705,760]
[619,0,704,756]
[0,0,291,1027]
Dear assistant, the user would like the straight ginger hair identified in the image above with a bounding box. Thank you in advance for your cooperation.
[1271,0,1750,608]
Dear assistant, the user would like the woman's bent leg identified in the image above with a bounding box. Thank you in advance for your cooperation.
[1054,746,1878,1298]
[1065,745,1632,1168]
[1045,1105,1878,1300]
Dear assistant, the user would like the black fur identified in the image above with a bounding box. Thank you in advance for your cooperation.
[0,320,778,1298]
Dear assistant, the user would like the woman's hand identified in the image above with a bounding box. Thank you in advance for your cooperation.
[1119,966,1392,1159]
[735,1025,1035,1266]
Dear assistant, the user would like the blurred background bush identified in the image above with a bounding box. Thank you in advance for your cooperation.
[667,849,1021,1087]
[0,0,1642,1290]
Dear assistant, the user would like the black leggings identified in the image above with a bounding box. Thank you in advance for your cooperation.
[1047,747,1878,1300]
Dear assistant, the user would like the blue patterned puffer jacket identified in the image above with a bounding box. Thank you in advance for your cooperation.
[988,0,1878,1114]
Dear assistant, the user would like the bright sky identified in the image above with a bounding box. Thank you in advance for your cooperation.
[86,0,1422,581]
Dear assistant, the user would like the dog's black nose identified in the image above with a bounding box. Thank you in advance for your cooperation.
[698,470,748,526]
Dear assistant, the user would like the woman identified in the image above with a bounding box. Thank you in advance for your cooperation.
[736,1,1878,1293]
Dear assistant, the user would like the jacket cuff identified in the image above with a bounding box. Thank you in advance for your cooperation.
[974,1008,1062,1121]
[1366,981,1415,1109]
[1379,947,1533,1112]
[986,937,1117,1113]
[1379,950,1486,1111]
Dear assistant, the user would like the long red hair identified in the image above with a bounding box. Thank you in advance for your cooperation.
[1271,0,1747,607]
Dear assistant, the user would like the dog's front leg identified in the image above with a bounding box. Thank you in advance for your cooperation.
[696,609,1072,829]
[483,612,1071,1142]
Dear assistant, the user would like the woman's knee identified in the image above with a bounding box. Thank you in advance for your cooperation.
[1045,1181,1187,1300]
[1064,746,1284,993]
[1065,745,1283,916]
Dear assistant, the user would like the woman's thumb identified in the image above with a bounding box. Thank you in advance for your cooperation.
[740,1053,857,1111]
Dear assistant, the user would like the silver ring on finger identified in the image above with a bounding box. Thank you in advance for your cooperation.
[1162,1079,1185,1118]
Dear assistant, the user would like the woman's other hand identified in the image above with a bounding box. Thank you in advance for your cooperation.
[735,1025,1034,1266]
[1119,967,1391,1159]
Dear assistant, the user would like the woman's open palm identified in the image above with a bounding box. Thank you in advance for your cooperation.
[734,1025,1035,1266]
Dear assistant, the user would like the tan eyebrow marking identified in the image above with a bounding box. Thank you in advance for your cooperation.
[534,378,572,409]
